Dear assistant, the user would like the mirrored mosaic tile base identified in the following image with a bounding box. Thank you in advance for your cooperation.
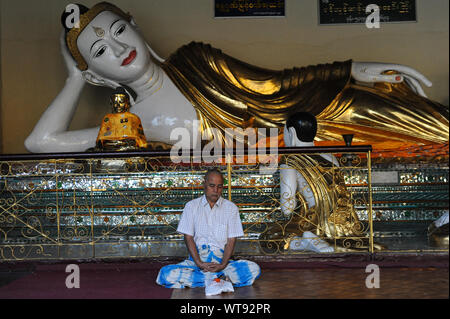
[0,223,445,261]
[1,156,448,261]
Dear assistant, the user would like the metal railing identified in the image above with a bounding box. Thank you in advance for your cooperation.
[0,145,413,261]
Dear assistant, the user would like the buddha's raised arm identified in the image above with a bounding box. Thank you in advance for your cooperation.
[24,32,99,153]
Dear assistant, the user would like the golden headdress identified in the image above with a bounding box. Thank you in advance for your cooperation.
[65,2,131,71]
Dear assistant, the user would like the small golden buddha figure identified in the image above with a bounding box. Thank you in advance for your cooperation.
[96,88,148,151]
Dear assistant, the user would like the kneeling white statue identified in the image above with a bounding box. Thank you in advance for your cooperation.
[261,112,383,253]
[280,112,336,253]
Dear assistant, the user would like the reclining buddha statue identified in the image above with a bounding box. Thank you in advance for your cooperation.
[25,1,448,153]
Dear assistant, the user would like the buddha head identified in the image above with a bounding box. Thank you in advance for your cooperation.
[284,112,317,146]
[110,87,131,113]
[61,2,152,87]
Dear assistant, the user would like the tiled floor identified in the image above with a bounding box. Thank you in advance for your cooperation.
[171,267,449,299]
[0,222,447,299]
[0,254,447,299]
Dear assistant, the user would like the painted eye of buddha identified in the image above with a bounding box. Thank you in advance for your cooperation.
[95,46,107,58]
[115,24,126,37]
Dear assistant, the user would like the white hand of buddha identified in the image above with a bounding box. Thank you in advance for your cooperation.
[59,30,83,81]
[351,62,432,97]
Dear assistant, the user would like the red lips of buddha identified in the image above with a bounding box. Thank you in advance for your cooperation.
[122,50,137,66]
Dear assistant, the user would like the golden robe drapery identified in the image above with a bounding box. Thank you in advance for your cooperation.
[162,42,449,150]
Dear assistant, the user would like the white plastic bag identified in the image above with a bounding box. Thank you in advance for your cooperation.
[205,277,234,296]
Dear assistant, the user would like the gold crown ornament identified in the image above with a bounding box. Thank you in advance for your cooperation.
[65,2,131,71]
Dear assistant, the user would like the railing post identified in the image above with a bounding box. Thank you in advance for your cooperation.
[55,160,61,258]
[367,150,374,254]
[89,159,95,259]
[227,154,232,201]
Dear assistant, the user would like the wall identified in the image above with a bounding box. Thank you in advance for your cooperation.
[1,0,449,153]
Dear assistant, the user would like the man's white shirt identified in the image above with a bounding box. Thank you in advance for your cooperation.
[177,195,244,250]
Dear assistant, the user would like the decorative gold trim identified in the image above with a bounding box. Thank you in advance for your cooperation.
[66,2,131,71]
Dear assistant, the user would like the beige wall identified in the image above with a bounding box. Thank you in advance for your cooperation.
[1,0,449,154]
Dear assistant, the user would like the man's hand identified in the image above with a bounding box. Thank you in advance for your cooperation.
[206,263,227,273]
[351,62,432,97]
[196,261,215,272]
[196,262,226,273]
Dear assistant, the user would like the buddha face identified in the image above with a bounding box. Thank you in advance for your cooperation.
[77,11,151,83]
[111,93,130,113]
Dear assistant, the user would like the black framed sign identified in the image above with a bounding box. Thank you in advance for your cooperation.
[215,0,285,18]
[318,0,417,25]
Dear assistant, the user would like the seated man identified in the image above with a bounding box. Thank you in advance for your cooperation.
[156,168,261,289]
